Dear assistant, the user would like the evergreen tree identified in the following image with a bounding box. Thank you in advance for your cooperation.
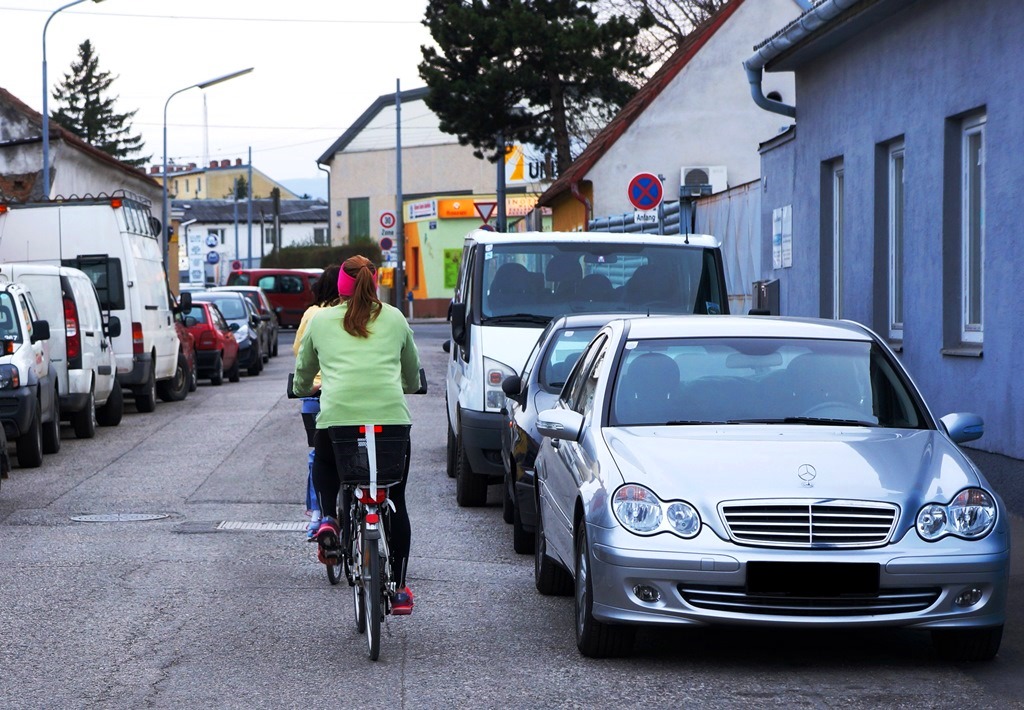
[50,40,151,168]
[419,0,652,173]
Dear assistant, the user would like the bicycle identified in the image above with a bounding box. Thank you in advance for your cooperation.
[329,423,410,661]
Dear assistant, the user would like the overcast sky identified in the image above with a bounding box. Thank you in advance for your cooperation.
[1,1,433,189]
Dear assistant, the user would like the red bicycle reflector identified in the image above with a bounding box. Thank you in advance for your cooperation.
[365,513,380,525]
[358,425,384,433]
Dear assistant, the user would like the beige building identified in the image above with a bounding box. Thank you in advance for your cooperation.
[317,87,508,246]
[148,158,299,202]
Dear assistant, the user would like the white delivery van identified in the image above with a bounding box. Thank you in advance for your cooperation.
[0,193,179,412]
[445,229,729,507]
[1,263,123,437]
[0,280,59,468]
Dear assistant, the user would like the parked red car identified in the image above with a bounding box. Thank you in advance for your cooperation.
[162,291,197,401]
[225,268,322,328]
[183,301,240,385]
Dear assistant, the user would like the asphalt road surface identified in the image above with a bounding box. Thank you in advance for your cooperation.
[0,323,1020,709]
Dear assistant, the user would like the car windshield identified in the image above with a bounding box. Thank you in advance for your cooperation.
[610,337,928,429]
[196,296,246,320]
[0,292,22,343]
[479,243,724,320]
[539,327,599,392]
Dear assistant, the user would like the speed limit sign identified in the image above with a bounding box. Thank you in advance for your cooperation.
[379,210,396,237]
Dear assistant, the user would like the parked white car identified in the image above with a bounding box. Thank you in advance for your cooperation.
[2,263,123,437]
[0,279,59,467]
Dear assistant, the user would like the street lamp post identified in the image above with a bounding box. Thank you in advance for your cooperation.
[42,0,106,198]
[162,67,253,273]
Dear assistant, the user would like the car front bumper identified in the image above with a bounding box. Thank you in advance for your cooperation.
[237,341,259,367]
[460,408,504,478]
[586,522,1010,631]
[0,386,37,439]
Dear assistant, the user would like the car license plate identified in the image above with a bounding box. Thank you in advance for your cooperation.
[746,562,880,596]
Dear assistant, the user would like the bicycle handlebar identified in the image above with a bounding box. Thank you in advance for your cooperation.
[288,368,427,398]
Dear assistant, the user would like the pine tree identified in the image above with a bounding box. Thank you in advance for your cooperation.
[419,0,652,173]
[50,40,151,168]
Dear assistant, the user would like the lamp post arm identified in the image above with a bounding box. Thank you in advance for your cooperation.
[41,0,89,198]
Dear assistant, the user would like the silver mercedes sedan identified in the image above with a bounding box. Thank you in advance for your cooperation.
[533,315,1009,659]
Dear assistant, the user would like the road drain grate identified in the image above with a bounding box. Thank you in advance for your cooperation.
[216,521,307,532]
[70,513,171,523]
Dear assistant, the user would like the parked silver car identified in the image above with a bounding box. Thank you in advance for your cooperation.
[534,315,1008,660]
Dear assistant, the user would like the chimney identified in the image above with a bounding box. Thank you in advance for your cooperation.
[220,159,230,168]
[235,158,243,166]
[187,162,196,170]
[150,166,159,174]
[210,160,218,168]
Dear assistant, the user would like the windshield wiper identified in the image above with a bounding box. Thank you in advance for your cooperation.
[725,417,875,427]
[481,313,551,325]
[664,420,727,425]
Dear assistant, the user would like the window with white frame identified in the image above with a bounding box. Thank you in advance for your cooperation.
[961,114,985,343]
[888,143,905,340]
[264,226,278,245]
[313,227,328,245]
[832,162,844,319]
[208,228,225,246]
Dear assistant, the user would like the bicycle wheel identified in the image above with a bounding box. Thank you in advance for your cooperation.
[351,520,365,633]
[326,559,342,585]
[362,533,382,661]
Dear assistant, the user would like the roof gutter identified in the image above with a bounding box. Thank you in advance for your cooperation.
[743,0,862,119]
[570,181,591,232]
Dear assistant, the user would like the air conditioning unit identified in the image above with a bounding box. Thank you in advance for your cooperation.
[680,166,728,196]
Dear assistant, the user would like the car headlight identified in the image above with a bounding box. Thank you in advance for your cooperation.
[916,488,996,541]
[612,484,700,538]
[483,356,516,412]
[0,364,20,389]
[233,326,251,343]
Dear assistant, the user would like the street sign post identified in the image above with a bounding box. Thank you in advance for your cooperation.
[627,173,664,212]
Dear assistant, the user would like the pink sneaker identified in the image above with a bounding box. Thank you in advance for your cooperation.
[392,586,414,615]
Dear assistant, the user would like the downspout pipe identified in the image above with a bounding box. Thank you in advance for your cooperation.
[570,181,592,232]
[744,0,862,119]
[316,160,331,243]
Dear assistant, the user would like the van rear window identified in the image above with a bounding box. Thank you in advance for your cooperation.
[63,257,125,311]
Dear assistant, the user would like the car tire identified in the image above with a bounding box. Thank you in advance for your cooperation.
[188,363,198,392]
[932,626,1003,662]
[42,390,61,455]
[271,337,279,357]
[534,499,573,596]
[575,521,635,658]
[446,419,457,479]
[210,353,224,386]
[157,354,190,402]
[512,496,535,555]
[96,380,124,427]
[455,433,488,507]
[135,367,157,413]
[16,403,44,469]
[71,389,97,439]
[227,354,241,383]
[247,348,262,376]
[502,469,515,524]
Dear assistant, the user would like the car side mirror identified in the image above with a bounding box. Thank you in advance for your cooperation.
[229,322,240,332]
[177,291,192,312]
[536,408,584,442]
[442,339,451,354]
[940,412,984,444]
[30,320,50,343]
[501,374,522,397]
[105,315,122,339]
[450,302,467,346]
[250,316,260,328]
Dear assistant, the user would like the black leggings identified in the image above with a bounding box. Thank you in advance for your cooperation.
[311,428,411,585]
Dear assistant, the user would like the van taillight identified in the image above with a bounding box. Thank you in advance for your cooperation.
[64,296,81,364]
[132,322,144,354]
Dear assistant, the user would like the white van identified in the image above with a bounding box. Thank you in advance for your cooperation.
[445,229,729,507]
[1,263,123,437]
[0,193,179,412]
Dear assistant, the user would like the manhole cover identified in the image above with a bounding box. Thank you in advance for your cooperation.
[70,513,170,523]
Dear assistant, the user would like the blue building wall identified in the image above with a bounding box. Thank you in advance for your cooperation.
[758,0,1024,458]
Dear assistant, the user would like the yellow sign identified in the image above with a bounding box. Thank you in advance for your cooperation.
[379,267,394,287]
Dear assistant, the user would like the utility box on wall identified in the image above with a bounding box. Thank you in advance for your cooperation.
[752,279,780,315]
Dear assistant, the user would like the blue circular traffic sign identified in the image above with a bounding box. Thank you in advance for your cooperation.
[627,173,663,211]
[205,234,219,248]
[206,251,220,265]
